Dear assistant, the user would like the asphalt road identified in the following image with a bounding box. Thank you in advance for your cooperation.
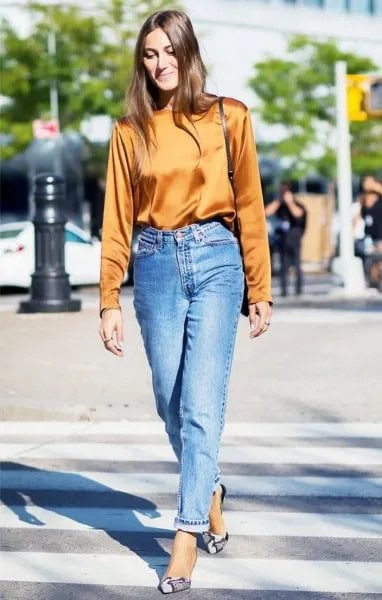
[0,284,382,599]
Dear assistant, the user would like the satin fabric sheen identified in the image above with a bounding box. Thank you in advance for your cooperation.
[99,97,272,313]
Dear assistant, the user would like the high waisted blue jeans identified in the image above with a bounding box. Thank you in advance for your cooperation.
[133,220,244,532]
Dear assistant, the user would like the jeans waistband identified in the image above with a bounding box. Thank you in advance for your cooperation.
[139,218,227,244]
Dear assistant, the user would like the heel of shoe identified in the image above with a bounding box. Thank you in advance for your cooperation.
[202,530,229,555]
[220,483,227,507]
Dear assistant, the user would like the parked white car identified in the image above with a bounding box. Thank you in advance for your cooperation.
[0,221,104,288]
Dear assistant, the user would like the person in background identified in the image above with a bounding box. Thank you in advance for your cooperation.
[266,183,307,297]
[359,175,382,287]
[351,197,366,260]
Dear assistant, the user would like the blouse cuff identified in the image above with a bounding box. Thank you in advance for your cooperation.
[247,289,273,306]
[99,296,121,318]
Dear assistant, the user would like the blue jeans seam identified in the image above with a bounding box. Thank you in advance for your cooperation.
[214,292,242,483]
[176,386,185,524]
[184,246,195,296]
[175,243,185,299]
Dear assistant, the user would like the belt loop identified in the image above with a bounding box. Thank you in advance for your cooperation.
[192,224,201,243]
[157,230,163,249]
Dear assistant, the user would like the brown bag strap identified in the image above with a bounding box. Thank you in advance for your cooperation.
[218,96,240,239]
[218,96,235,194]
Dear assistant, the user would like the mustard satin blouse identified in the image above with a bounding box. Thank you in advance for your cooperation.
[100,97,272,313]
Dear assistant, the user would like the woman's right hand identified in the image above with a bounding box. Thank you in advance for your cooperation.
[99,309,124,357]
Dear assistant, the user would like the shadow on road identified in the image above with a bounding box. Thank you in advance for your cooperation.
[0,461,170,581]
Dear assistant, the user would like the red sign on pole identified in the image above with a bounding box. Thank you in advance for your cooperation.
[33,119,60,139]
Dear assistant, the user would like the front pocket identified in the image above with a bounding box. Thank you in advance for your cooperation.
[202,227,238,246]
[135,239,158,259]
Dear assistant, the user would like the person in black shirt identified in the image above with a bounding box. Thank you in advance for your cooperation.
[359,175,382,288]
[266,183,307,297]
[360,175,382,246]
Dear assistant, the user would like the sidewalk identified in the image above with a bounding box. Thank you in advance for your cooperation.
[1,283,381,423]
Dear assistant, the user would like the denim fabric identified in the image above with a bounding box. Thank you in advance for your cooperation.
[133,220,244,532]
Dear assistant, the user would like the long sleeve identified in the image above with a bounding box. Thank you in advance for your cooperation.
[230,105,272,304]
[99,123,134,314]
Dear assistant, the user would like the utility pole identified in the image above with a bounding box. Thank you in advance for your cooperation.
[334,61,366,295]
[47,29,59,124]
[47,7,62,176]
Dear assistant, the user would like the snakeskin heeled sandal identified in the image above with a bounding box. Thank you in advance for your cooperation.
[202,483,229,555]
[158,576,192,594]
[158,545,197,594]
[202,529,229,554]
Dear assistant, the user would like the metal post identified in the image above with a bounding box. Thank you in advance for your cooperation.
[19,173,81,313]
[47,10,62,176]
[47,30,59,124]
[334,61,366,295]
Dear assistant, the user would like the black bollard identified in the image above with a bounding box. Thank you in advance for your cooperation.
[19,173,82,313]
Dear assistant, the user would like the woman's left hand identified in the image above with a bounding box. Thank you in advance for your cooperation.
[249,301,272,338]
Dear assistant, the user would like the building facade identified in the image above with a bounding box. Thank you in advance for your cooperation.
[255,0,382,16]
[184,0,382,139]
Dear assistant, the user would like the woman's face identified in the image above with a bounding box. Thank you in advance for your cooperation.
[143,28,179,94]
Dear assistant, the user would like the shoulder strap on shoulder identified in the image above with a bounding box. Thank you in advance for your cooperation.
[218,97,234,191]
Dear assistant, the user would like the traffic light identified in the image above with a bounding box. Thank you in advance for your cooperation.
[364,77,382,117]
[346,74,382,121]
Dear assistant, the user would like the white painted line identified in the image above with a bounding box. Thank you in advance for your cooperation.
[3,443,382,465]
[1,553,381,591]
[2,471,382,497]
[2,421,382,438]
[0,422,91,437]
[272,309,382,324]
[1,506,381,538]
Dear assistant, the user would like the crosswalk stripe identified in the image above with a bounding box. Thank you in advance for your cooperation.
[2,470,382,497]
[4,529,381,562]
[1,506,381,538]
[0,422,90,437]
[3,443,382,465]
[1,553,381,592]
[2,420,382,596]
[2,421,382,438]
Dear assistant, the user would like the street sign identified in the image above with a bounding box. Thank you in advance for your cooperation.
[33,119,60,139]
[346,74,382,121]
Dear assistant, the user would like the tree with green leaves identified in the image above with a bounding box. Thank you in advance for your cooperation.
[0,0,176,163]
[248,35,382,179]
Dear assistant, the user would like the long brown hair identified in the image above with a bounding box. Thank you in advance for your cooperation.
[125,10,215,181]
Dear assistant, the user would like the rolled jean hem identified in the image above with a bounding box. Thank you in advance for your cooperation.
[174,518,209,533]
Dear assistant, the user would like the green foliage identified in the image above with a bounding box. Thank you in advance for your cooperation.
[248,35,381,179]
[0,0,176,162]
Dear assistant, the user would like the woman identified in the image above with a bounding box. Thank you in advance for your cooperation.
[99,9,272,595]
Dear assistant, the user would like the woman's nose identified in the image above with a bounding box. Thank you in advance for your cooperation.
[157,53,170,70]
